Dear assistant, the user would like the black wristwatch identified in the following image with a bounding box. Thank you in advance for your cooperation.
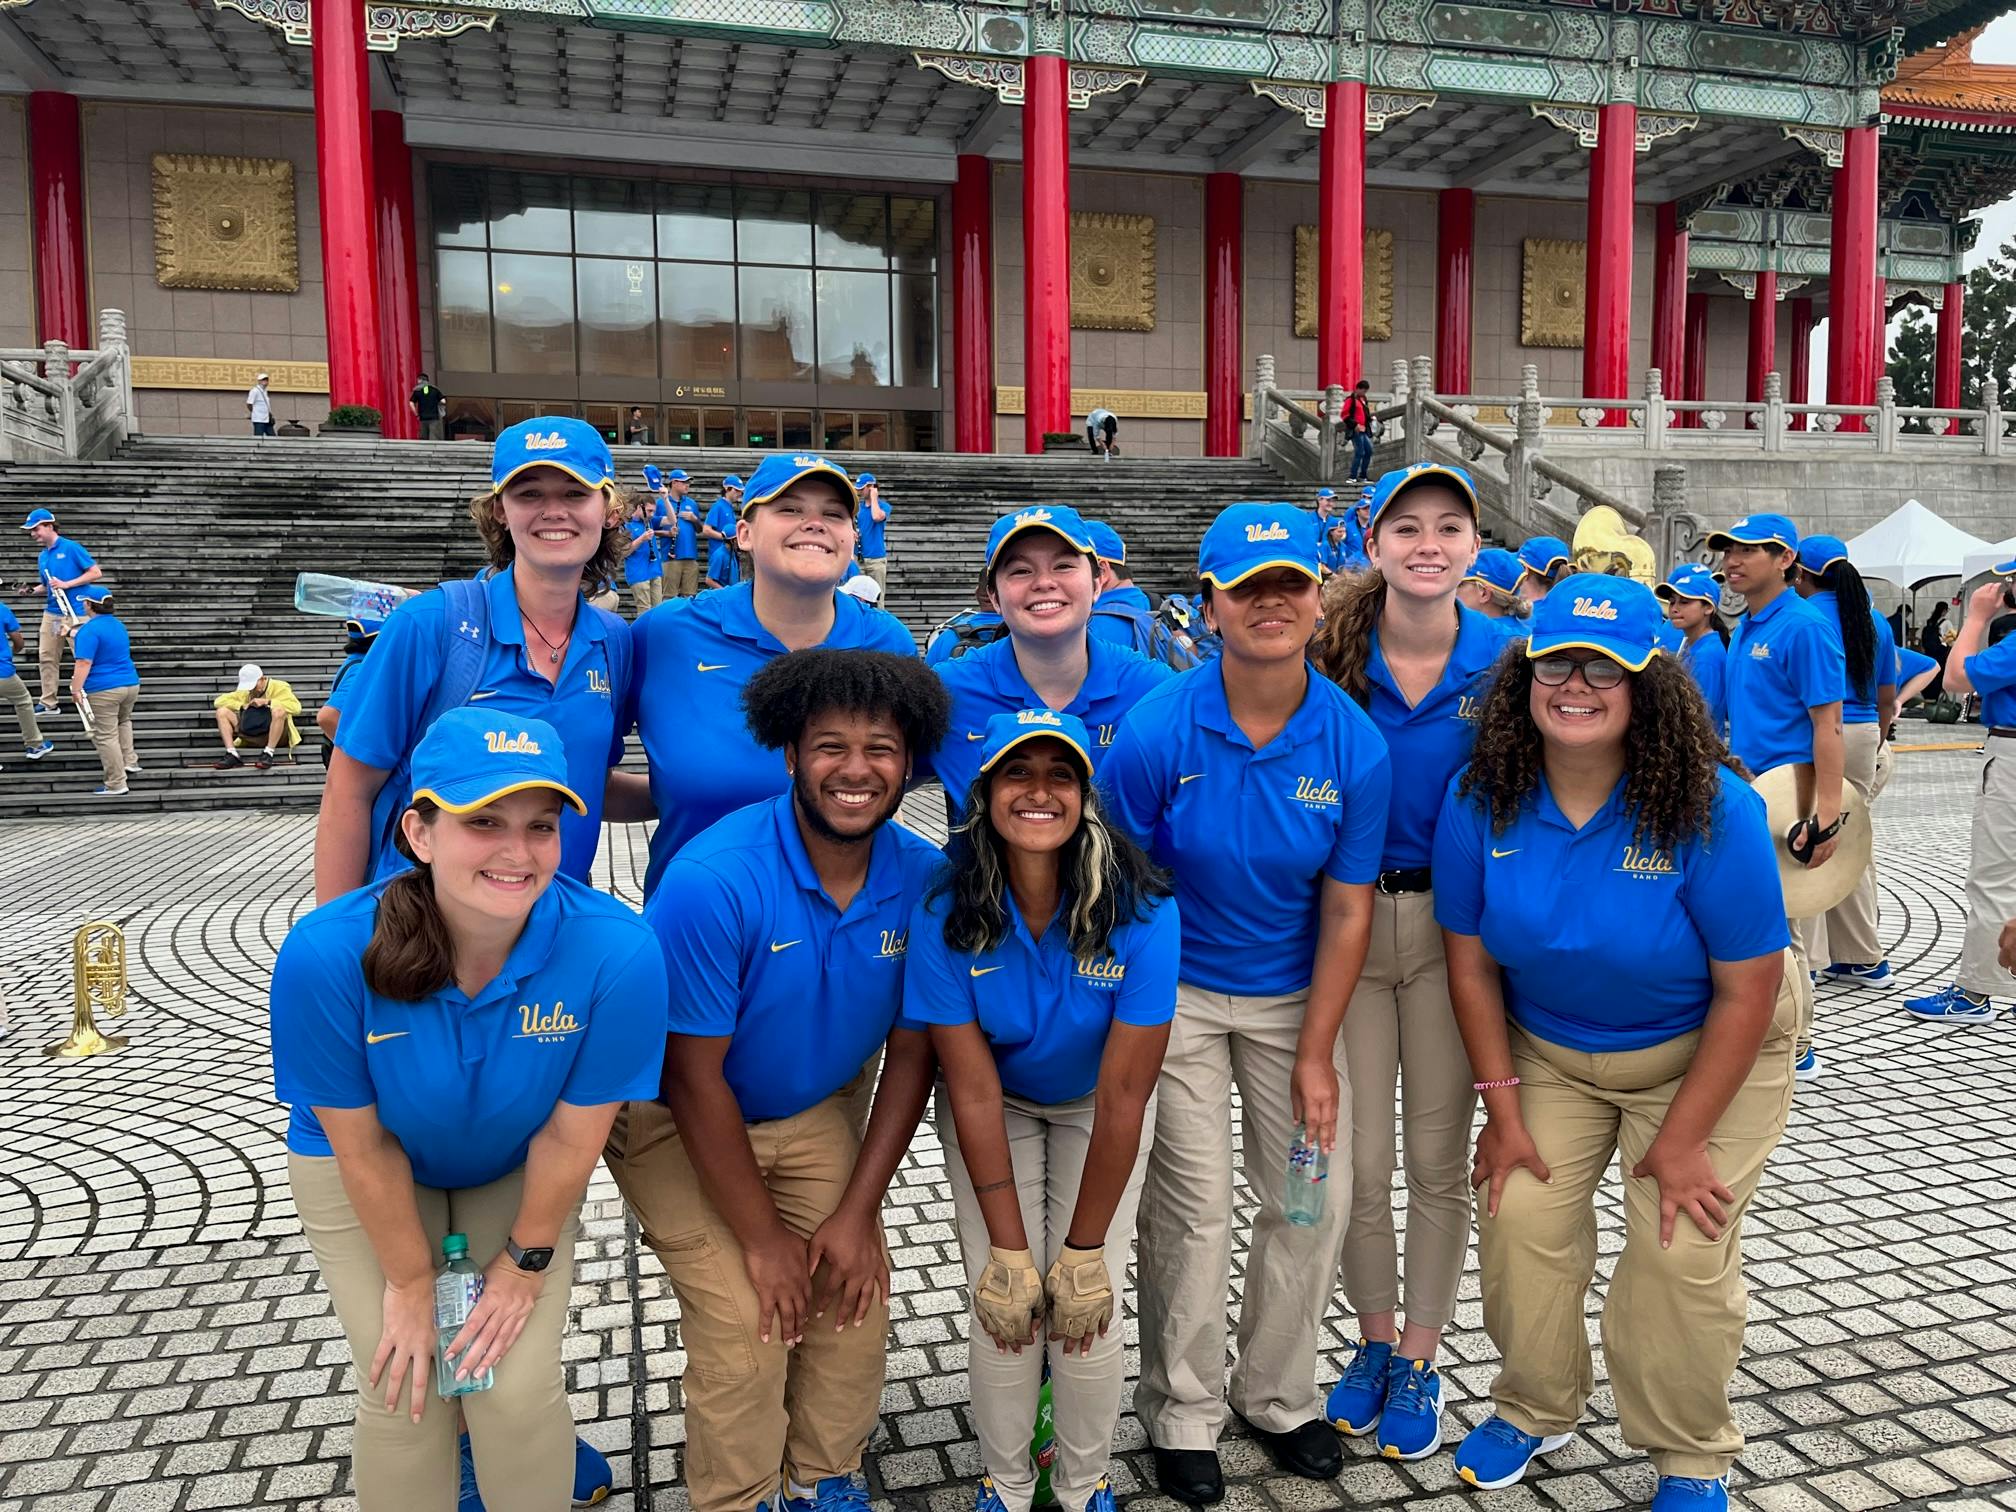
[505,1236,555,1273]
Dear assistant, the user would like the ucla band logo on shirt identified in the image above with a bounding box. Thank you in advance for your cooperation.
[1573,595,1619,621]
[586,668,611,698]
[1293,775,1341,810]
[878,928,909,959]
[485,729,543,755]
[1616,843,1678,880]
[516,1001,582,1041]
[1749,641,1772,659]
[1097,723,1117,746]
[1076,955,1127,990]
[1245,521,1290,543]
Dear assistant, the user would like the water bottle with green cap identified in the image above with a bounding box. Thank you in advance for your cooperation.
[434,1233,494,1398]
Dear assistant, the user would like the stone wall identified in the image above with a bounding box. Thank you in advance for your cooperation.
[0,99,31,351]
[1701,292,1794,405]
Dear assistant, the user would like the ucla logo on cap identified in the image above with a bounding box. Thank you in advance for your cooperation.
[792,454,825,468]
[1014,507,1053,527]
[1245,522,1291,543]
[1016,709,1064,728]
[1572,595,1620,621]
[485,729,544,755]
[523,431,568,452]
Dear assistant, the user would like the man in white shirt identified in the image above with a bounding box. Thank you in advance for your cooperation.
[247,374,273,436]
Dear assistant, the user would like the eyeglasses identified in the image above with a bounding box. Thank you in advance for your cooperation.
[1531,654,1628,690]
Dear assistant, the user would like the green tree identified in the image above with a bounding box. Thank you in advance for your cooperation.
[1887,305,1935,418]
[1958,234,2016,409]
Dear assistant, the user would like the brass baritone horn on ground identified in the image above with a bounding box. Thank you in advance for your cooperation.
[44,921,131,1059]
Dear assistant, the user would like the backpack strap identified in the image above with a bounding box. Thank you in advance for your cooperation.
[367,579,491,874]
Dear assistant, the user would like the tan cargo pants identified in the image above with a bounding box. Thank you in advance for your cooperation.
[1959,732,2016,998]
[1801,720,1884,970]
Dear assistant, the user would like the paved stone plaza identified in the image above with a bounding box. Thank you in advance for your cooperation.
[3,753,2015,1512]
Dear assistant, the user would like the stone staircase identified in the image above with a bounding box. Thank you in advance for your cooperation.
[0,436,1296,818]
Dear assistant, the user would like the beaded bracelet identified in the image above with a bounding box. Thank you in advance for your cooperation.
[1472,1076,1521,1091]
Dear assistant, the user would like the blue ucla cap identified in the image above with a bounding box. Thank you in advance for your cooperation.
[1656,562,1722,606]
[1526,573,1666,672]
[642,464,664,490]
[342,615,385,637]
[1366,463,1482,531]
[1517,535,1572,581]
[856,472,877,487]
[976,708,1094,777]
[721,474,746,492]
[739,452,857,517]
[1199,502,1320,589]
[73,583,111,606]
[667,468,688,482]
[1796,534,1850,574]
[1315,487,1336,502]
[1993,557,2016,577]
[22,508,54,529]
[1087,520,1127,565]
[1706,513,1799,552]
[986,505,1097,571]
[409,707,586,816]
[1465,547,1525,596]
[491,416,613,495]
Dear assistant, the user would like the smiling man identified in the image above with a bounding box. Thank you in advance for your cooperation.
[610,648,951,1512]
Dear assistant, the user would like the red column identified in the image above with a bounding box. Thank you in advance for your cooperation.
[312,0,383,414]
[1204,173,1243,457]
[1582,103,1636,423]
[372,110,421,441]
[1022,55,1070,453]
[1936,281,1964,410]
[1681,291,1709,427]
[1652,201,1687,401]
[953,154,995,453]
[1789,294,1814,429]
[1435,188,1474,394]
[1746,271,1777,406]
[28,92,90,351]
[1826,124,1879,426]
[1318,81,1366,389]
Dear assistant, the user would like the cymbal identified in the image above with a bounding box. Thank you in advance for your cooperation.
[1751,762,1874,919]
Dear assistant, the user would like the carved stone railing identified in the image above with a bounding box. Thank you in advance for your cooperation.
[0,310,135,463]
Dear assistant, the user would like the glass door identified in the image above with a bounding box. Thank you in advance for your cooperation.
[700,408,737,447]
[742,408,781,448]
[663,407,701,446]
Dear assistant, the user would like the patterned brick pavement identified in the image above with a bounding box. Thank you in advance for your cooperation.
[2,752,2014,1511]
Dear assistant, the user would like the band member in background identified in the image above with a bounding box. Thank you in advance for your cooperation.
[0,593,52,762]
[1458,548,1530,628]
[70,586,140,797]
[705,475,747,589]
[1514,537,1571,603]
[22,507,101,715]
[856,474,891,593]
[1656,564,1729,739]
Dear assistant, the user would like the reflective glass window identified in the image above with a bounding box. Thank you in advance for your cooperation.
[854,412,892,451]
[436,249,494,372]
[575,177,656,258]
[492,252,577,375]
[657,182,735,262]
[660,264,737,383]
[781,410,815,449]
[816,270,891,386]
[739,266,816,382]
[744,409,780,448]
[895,273,937,388]
[578,259,659,379]
[488,172,572,253]
[663,407,701,446]
[737,187,812,265]
[432,167,488,248]
[701,408,736,447]
[815,192,888,269]
[891,197,937,273]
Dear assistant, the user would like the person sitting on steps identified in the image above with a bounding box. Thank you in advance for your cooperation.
[215,662,305,769]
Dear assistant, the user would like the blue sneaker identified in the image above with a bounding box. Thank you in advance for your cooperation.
[1083,1478,1118,1512]
[1651,1474,1728,1510]
[1376,1358,1443,1461]
[573,1435,613,1506]
[1325,1338,1395,1434]
[23,740,52,760]
[1904,984,2002,1023]
[784,1474,874,1512]
[970,1478,1010,1512]
[1452,1415,1574,1490]
[1822,960,1890,983]
[1793,1046,1822,1081]
[458,1434,483,1512]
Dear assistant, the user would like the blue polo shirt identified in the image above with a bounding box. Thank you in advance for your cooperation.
[1965,634,2016,728]
[903,889,1180,1105]
[705,499,739,584]
[335,565,628,883]
[1103,662,1392,996]
[649,795,940,1121]
[0,603,19,679]
[271,873,667,1191]
[928,634,1172,810]
[1804,591,1897,724]
[627,581,916,897]
[1363,605,1507,870]
[37,536,96,616]
[1895,644,1937,686]
[1433,766,1789,1053]
[1681,632,1729,735]
[1724,588,1845,773]
[671,495,700,560]
[858,496,891,558]
[623,520,663,585]
[71,615,138,693]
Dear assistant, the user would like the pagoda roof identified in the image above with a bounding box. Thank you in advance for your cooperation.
[1885,27,2016,128]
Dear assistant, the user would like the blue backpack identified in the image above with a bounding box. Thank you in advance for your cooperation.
[1155,593,1220,666]
[1091,598,1208,672]
[366,577,633,875]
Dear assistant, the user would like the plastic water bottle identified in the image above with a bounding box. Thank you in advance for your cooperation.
[1285,1122,1328,1228]
[293,572,417,622]
[434,1233,493,1399]
[1030,1368,1058,1506]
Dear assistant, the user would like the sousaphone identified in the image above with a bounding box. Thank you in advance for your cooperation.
[1570,505,1658,586]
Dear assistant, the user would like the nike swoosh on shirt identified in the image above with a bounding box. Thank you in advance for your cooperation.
[365,1031,410,1045]
[698,662,730,672]
[467,690,498,701]
[1491,847,1521,858]
[770,940,802,953]
[1179,773,1207,784]
[970,965,1005,978]
[966,731,986,741]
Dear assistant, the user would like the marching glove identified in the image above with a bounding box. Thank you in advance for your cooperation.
[1044,1244,1113,1343]
[974,1246,1044,1347]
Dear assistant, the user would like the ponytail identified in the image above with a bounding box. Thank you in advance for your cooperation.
[362,799,458,1001]
[1311,571,1389,706]
[1823,562,1878,704]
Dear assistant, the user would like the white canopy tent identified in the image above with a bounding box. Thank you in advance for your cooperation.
[1844,499,1996,590]
[1962,537,2016,584]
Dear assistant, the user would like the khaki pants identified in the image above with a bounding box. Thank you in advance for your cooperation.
[86,685,138,787]
[39,611,71,705]
[1809,721,1883,968]
[1477,959,1797,1478]
[1959,733,2016,997]
[0,673,43,747]
[1135,983,1352,1447]
[288,1154,580,1512]
[860,558,887,592]
[1338,889,1476,1330]
[942,1086,1154,1512]
[605,1082,887,1512]
[668,558,700,598]
[629,576,663,616]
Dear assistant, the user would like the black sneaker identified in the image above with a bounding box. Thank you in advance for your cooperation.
[213,750,245,770]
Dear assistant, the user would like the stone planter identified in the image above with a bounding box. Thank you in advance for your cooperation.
[317,424,383,438]
[1040,433,1085,454]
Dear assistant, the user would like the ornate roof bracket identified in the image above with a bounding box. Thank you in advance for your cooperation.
[1530,104,1698,153]
[1719,272,1759,298]
[1886,280,1947,309]
[1250,80,1327,129]
[914,54,1144,110]
[208,0,576,51]
[1777,275,1812,296]
[1366,90,1436,135]
[1066,65,1147,109]
[1783,124,1846,167]
[1637,112,1701,152]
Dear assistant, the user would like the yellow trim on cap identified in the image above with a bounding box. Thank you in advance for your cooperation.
[1525,637,1660,673]
[413,779,589,817]
[1378,464,1482,521]
[1654,581,1718,605]
[493,459,614,496]
[988,518,1096,568]
[978,728,1095,777]
[1705,528,1792,552]
[739,463,858,518]
[1201,557,1322,590]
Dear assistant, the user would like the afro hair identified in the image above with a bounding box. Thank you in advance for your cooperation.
[741,648,952,760]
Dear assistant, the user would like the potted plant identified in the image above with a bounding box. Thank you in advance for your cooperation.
[319,404,384,437]
[1040,430,1084,454]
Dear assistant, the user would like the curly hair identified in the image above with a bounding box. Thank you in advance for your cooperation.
[929,772,1172,968]
[467,483,627,591]
[1310,568,1389,704]
[1457,653,1749,851]
[742,648,952,761]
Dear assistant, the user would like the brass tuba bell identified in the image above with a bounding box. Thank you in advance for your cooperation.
[1571,505,1657,586]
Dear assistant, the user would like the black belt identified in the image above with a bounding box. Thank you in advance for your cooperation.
[1377,867,1432,895]
[1990,727,2016,739]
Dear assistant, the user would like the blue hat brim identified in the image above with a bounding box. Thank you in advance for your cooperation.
[988,518,1096,569]
[1526,634,1660,673]
[413,775,588,817]
[740,461,858,518]
[1370,466,1482,530]
[493,458,613,495]
[1705,527,1794,552]
[1993,558,2016,577]
[978,727,1094,777]
[1654,581,1719,606]
[1201,558,1321,590]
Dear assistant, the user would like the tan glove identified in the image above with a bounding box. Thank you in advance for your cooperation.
[1044,1244,1113,1344]
[974,1246,1044,1347]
